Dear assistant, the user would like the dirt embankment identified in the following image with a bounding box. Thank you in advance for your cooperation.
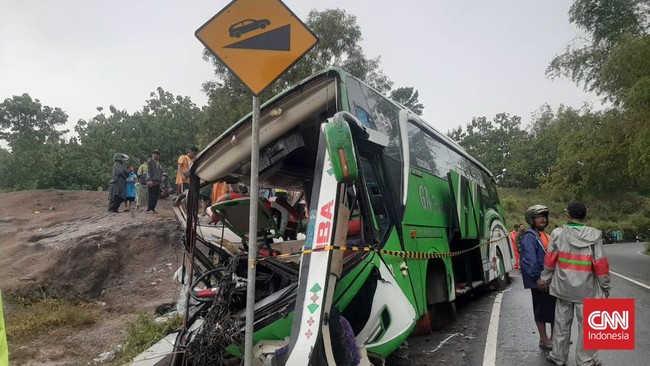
[0,190,185,365]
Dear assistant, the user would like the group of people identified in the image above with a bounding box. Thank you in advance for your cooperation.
[108,149,179,214]
[515,202,610,366]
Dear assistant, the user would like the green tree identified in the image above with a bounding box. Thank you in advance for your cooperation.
[547,0,649,102]
[0,94,70,190]
[449,113,528,187]
[74,88,202,190]
[0,94,68,150]
[543,108,632,197]
[390,87,424,115]
[546,0,650,196]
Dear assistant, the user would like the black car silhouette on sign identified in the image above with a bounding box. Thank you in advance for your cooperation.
[229,19,271,38]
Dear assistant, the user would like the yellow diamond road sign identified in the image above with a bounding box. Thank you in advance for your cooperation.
[196,0,319,96]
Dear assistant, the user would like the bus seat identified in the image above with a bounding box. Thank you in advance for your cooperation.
[210,193,279,250]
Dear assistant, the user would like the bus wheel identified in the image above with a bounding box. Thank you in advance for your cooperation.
[428,301,457,330]
[494,250,510,290]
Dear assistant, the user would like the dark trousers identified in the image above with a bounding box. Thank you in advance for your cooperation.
[108,196,123,212]
[147,185,160,211]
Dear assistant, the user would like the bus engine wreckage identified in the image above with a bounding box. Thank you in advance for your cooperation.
[170,68,513,365]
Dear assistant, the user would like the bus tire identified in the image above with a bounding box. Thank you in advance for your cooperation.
[494,249,509,290]
[428,301,457,330]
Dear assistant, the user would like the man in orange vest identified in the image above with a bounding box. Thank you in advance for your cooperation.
[176,146,199,194]
[510,223,524,269]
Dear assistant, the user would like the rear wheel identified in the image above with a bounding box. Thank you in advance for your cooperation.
[428,301,457,330]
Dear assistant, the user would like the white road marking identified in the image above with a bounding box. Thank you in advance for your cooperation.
[482,291,503,366]
[610,270,650,291]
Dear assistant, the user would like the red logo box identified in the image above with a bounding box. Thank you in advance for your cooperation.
[583,298,635,350]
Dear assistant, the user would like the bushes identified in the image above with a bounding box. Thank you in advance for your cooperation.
[121,310,181,362]
[499,188,650,240]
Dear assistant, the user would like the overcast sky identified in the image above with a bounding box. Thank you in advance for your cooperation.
[1,0,602,140]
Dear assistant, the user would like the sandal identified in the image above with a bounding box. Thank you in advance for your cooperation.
[539,343,553,351]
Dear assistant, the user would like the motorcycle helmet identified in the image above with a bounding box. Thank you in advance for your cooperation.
[113,153,129,162]
[525,205,549,226]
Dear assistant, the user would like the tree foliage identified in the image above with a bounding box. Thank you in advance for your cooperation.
[537,0,650,196]
[390,87,424,115]
[0,89,201,191]
[547,0,649,102]
[0,94,68,150]
[0,95,70,189]
[449,113,530,187]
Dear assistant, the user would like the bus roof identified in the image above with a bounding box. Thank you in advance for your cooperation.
[193,67,494,182]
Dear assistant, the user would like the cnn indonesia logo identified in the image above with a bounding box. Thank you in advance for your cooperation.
[584,298,635,350]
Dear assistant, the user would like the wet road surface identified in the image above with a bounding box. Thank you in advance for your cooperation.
[397,242,650,366]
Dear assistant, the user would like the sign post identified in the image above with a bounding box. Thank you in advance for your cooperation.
[195,1,318,364]
[245,95,260,366]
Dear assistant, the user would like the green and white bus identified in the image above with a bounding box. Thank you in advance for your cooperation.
[173,68,513,365]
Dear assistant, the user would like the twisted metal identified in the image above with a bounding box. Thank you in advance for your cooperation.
[185,256,245,365]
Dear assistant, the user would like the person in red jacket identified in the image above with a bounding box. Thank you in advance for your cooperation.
[510,223,524,269]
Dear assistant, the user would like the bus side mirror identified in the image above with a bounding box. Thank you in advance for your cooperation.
[324,117,359,183]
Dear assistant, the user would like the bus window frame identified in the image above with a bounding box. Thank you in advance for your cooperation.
[404,117,495,189]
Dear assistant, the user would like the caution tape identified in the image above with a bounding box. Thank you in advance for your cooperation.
[259,235,507,261]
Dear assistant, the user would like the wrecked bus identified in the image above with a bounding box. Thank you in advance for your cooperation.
[172,68,513,365]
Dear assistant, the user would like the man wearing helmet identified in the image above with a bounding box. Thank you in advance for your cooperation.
[108,153,130,213]
[520,204,556,351]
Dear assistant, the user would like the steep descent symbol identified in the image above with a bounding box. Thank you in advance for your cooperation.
[228,18,271,38]
[225,24,291,51]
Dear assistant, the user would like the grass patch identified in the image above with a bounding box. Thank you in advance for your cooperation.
[120,310,181,362]
[499,188,650,239]
[4,296,100,343]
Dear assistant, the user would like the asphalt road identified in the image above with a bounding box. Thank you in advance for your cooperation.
[400,242,650,366]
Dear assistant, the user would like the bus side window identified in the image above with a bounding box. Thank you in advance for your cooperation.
[359,155,391,240]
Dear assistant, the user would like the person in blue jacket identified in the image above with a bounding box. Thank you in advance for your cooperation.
[520,204,556,351]
[124,165,137,212]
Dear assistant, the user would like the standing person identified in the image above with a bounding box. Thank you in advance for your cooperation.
[108,153,129,213]
[520,204,555,351]
[124,165,137,211]
[199,182,214,217]
[176,146,199,194]
[146,149,164,214]
[510,224,522,269]
[543,202,610,366]
[136,155,151,211]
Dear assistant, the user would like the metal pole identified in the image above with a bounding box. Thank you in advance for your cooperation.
[244,95,261,366]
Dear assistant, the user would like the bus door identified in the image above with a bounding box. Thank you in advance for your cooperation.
[401,166,452,314]
[447,170,484,287]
